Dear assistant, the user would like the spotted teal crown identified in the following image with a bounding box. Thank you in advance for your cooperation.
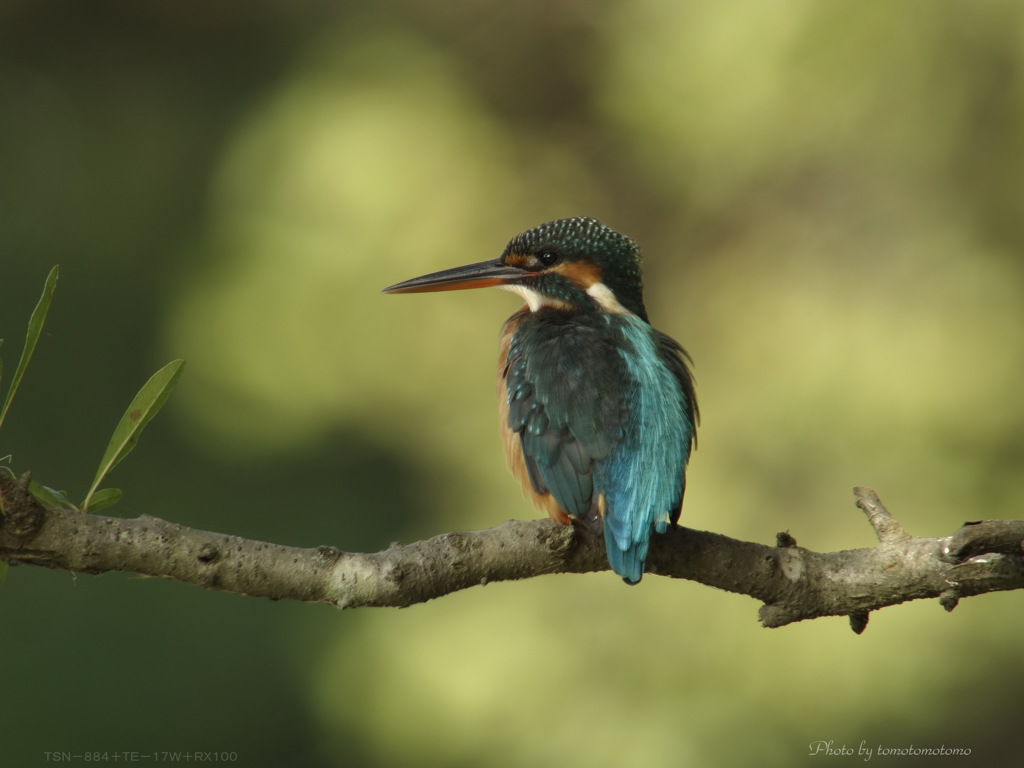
[502,217,649,320]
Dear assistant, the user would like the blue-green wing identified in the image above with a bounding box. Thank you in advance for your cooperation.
[656,330,698,453]
[503,310,625,528]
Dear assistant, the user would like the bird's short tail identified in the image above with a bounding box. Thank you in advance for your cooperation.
[603,516,647,585]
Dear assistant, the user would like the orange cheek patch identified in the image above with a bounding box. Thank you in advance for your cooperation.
[503,252,532,269]
[552,260,602,288]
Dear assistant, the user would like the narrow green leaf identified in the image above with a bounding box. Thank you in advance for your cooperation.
[0,474,6,587]
[0,266,59,431]
[28,480,80,511]
[82,359,185,512]
[82,487,122,514]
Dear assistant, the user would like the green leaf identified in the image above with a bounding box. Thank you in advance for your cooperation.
[28,480,80,511]
[0,266,59,431]
[82,359,185,512]
[82,487,122,514]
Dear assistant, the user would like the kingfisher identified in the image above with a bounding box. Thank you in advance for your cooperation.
[382,217,697,584]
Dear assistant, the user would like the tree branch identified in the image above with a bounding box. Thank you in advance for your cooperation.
[2,471,1022,630]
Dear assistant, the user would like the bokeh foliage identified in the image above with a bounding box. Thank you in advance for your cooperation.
[2,1,1023,766]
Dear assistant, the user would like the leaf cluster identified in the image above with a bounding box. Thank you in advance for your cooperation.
[0,267,184,520]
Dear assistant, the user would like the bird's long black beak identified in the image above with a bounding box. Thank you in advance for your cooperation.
[382,258,524,294]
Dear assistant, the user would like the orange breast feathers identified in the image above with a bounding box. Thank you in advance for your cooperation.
[496,309,572,526]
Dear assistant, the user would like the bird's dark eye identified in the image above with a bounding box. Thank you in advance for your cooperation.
[538,251,560,267]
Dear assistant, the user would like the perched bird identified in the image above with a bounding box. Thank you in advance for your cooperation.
[382,217,697,583]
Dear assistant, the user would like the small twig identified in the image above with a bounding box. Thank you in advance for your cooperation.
[848,612,870,635]
[775,531,797,548]
[942,520,1024,563]
[938,589,960,612]
[854,486,910,544]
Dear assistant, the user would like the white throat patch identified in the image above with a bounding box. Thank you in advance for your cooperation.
[499,284,553,312]
[586,282,632,315]
[499,281,633,315]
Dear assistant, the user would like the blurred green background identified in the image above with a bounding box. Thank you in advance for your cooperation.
[2,1,1023,765]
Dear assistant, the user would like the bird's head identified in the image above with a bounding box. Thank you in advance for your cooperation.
[382,217,649,320]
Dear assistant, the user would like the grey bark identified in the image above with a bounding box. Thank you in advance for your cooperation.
[2,472,1021,631]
